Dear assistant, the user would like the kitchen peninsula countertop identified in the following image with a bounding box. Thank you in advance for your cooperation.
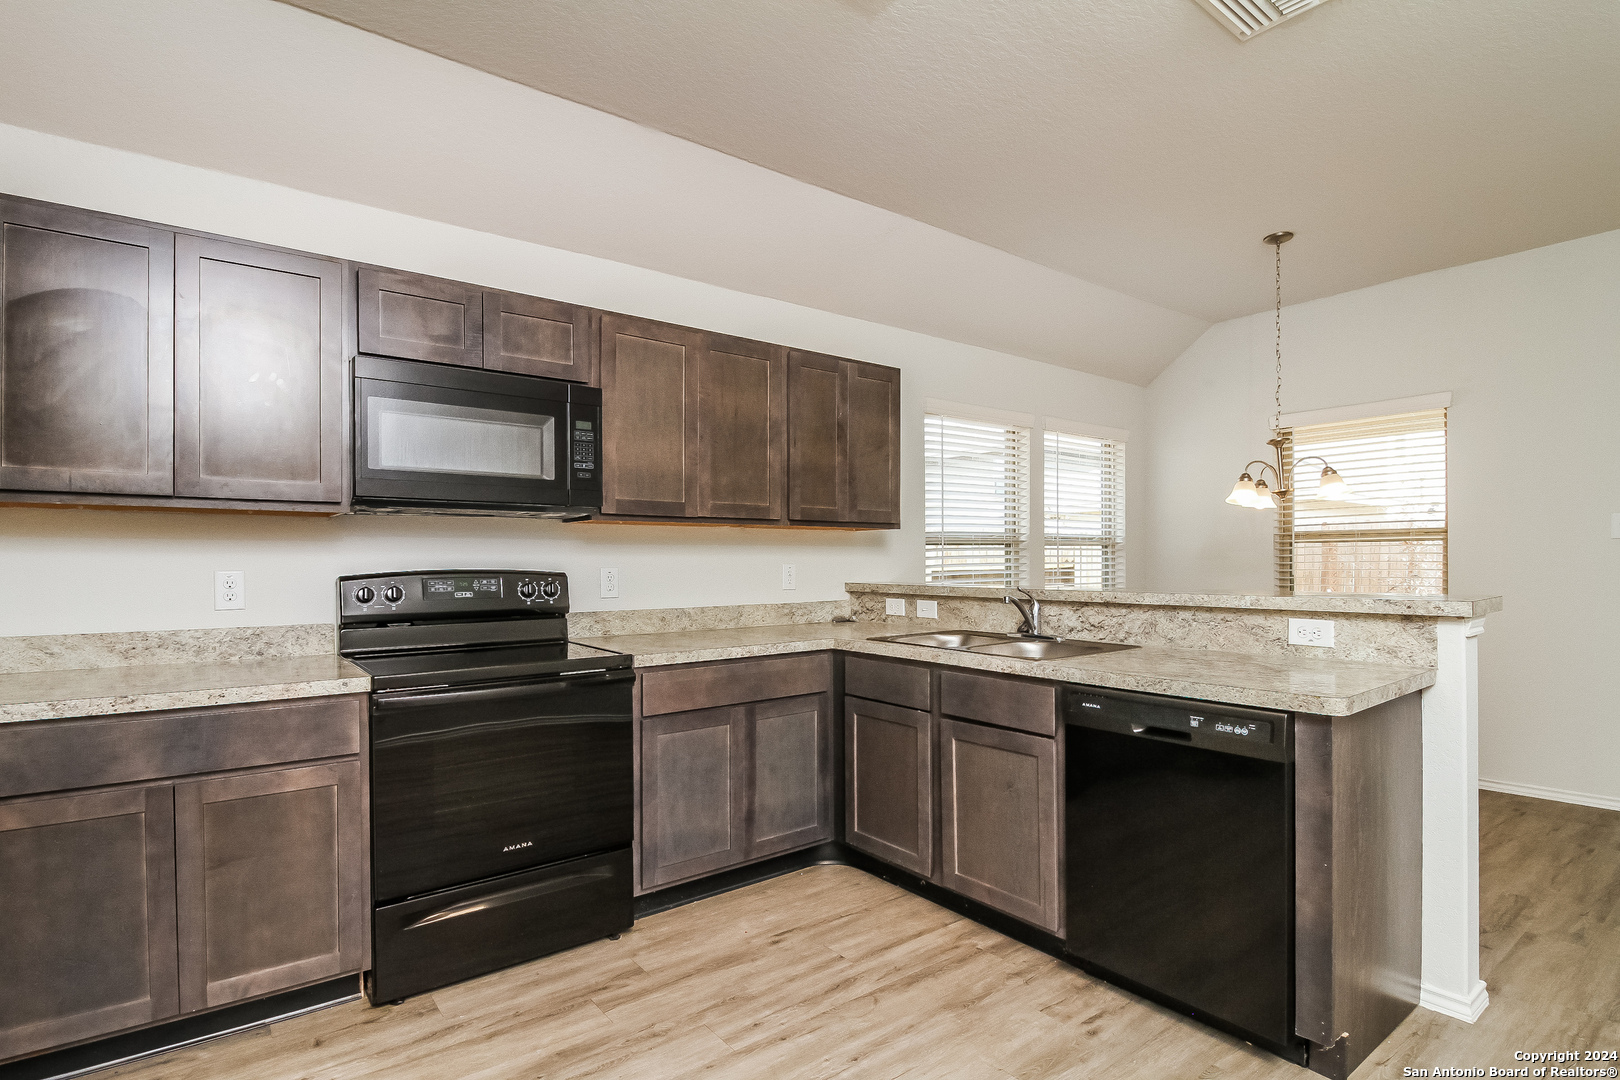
[573,618,1434,716]
[0,653,370,724]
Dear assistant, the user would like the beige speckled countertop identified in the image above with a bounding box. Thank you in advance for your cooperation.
[0,654,371,724]
[846,583,1503,619]
[574,619,1434,716]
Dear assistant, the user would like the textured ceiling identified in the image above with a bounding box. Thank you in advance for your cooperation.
[277,0,1620,324]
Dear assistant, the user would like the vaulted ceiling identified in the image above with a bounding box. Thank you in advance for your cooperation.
[280,0,1620,328]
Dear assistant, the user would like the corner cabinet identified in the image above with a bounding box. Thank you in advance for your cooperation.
[636,655,835,892]
[0,695,369,1065]
[844,696,933,876]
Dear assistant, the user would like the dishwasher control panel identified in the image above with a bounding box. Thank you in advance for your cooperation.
[1066,688,1289,762]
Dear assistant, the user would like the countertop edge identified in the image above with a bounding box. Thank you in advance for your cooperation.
[0,675,372,724]
[844,583,1504,619]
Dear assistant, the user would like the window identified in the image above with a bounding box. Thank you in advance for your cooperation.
[924,411,1029,586]
[1278,408,1447,595]
[1044,428,1126,589]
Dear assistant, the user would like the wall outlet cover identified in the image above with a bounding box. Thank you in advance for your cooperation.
[214,570,245,611]
[916,599,939,619]
[884,597,907,616]
[782,563,797,590]
[600,568,619,599]
[1612,512,1620,539]
[1288,617,1335,648]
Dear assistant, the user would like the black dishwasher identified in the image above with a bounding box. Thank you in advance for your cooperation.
[1063,688,1301,1059]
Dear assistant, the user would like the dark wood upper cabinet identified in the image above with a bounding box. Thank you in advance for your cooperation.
[787,351,901,525]
[697,334,786,520]
[599,313,702,517]
[844,360,901,525]
[483,290,595,383]
[174,760,366,1013]
[174,236,343,502]
[0,785,179,1061]
[356,267,482,367]
[0,197,174,496]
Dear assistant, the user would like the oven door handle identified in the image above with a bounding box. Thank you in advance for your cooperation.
[403,865,618,930]
[371,668,633,711]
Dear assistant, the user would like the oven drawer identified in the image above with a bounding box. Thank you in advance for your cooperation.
[370,848,632,1003]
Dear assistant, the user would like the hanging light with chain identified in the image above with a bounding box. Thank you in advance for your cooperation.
[1225,232,1351,509]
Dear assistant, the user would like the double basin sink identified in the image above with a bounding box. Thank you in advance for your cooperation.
[869,630,1139,662]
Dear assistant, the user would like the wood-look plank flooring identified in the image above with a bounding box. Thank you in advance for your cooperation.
[102,791,1618,1080]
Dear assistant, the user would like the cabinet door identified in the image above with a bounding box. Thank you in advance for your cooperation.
[745,693,832,860]
[174,760,366,1012]
[356,267,482,367]
[483,290,595,383]
[640,705,746,888]
[697,334,785,520]
[174,236,343,502]
[0,786,178,1060]
[599,313,701,516]
[844,696,933,876]
[938,718,1060,932]
[786,350,843,521]
[843,360,901,526]
[0,198,174,495]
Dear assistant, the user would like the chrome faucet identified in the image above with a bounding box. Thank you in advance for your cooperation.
[1004,589,1050,638]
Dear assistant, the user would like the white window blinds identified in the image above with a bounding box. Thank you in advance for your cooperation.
[924,412,1029,587]
[1044,430,1125,589]
[1279,408,1447,595]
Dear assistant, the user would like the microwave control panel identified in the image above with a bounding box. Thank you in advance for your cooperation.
[570,418,598,480]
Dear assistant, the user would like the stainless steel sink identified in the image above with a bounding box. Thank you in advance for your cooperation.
[873,630,1021,649]
[870,629,1138,661]
[965,638,1138,660]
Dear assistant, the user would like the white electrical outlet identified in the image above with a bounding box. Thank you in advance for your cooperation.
[884,597,907,616]
[917,600,939,619]
[214,570,245,611]
[1288,618,1334,648]
[1612,513,1620,539]
[600,568,619,599]
[782,564,797,590]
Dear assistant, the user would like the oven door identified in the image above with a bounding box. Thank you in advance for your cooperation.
[370,669,633,903]
[353,356,573,507]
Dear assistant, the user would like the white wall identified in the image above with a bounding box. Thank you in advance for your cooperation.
[1140,229,1620,806]
[0,123,1145,636]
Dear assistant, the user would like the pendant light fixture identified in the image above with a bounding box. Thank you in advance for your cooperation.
[1225,231,1351,509]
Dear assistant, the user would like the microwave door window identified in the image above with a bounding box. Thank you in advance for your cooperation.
[369,397,557,481]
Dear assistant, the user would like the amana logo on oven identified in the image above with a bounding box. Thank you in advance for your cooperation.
[502,840,534,853]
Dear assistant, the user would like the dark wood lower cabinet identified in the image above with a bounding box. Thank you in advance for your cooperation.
[175,760,367,1013]
[0,785,179,1061]
[844,695,933,877]
[937,718,1060,932]
[639,687,833,892]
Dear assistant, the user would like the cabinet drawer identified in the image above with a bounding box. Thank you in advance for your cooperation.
[845,655,931,712]
[939,670,1056,737]
[640,654,831,716]
[0,695,365,798]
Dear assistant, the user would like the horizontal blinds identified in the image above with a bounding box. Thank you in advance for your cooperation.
[1043,430,1125,589]
[1283,408,1447,595]
[924,412,1029,587]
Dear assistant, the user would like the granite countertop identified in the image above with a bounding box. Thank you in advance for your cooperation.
[0,654,371,724]
[845,583,1504,619]
[574,619,1434,716]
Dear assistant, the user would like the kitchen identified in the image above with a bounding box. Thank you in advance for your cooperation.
[1,2,1617,1079]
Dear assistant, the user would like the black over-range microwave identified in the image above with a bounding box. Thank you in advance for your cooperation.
[351,355,602,517]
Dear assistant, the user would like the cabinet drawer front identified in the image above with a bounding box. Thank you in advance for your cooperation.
[0,695,365,798]
[939,670,1056,737]
[640,653,831,716]
[845,655,931,712]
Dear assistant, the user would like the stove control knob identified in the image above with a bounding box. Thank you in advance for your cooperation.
[353,586,375,605]
[381,584,405,605]
[539,579,562,601]
[517,581,539,601]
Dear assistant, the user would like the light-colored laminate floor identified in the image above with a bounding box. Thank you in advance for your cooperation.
[102,792,1619,1080]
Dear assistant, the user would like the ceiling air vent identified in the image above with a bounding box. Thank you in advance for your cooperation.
[1191,0,1332,39]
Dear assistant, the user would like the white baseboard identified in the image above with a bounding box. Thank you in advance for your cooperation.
[1420,979,1490,1023]
[1479,778,1620,813]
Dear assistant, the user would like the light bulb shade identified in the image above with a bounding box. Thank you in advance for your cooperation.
[1252,480,1277,509]
[1317,466,1349,500]
[1226,474,1258,506]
